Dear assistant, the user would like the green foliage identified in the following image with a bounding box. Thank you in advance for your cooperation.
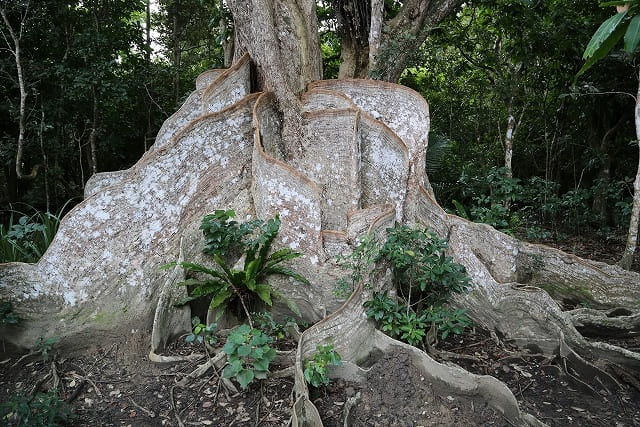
[579,1,640,77]
[333,234,379,299]
[0,388,72,427]
[426,307,473,340]
[170,212,309,321]
[455,167,523,234]
[364,292,472,343]
[33,336,59,362]
[380,224,471,304]
[362,224,473,347]
[303,344,342,388]
[200,210,261,258]
[185,316,217,346]
[251,312,298,340]
[222,324,277,390]
[0,300,21,326]
[0,204,68,263]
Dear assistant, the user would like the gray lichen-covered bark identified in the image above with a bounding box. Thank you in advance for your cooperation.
[2,52,640,425]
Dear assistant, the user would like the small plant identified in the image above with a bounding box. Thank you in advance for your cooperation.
[251,312,298,340]
[200,209,261,258]
[426,307,472,340]
[304,344,342,388]
[363,291,404,337]
[0,300,22,325]
[380,224,471,305]
[222,324,277,390]
[362,224,473,348]
[34,336,59,362]
[1,388,72,426]
[0,201,73,263]
[168,213,309,326]
[185,316,217,346]
[333,234,379,299]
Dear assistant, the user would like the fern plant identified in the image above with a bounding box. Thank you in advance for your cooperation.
[168,213,309,326]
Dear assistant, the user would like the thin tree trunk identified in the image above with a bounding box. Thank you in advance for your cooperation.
[146,0,151,64]
[39,109,50,212]
[89,87,98,176]
[368,0,383,71]
[619,70,640,270]
[173,1,181,106]
[1,4,39,180]
[220,18,234,68]
[503,99,515,179]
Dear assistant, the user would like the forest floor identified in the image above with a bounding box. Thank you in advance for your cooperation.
[1,231,639,426]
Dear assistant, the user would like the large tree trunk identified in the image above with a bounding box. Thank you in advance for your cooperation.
[227,0,321,156]
[2,9,640,427]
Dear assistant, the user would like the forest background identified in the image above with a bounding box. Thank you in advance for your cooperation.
[1,0,638,268]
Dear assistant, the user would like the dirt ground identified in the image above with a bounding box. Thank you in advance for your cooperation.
[1,233,640,426]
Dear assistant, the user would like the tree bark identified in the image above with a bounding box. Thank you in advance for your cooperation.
[89,87,99,176]
[368,0,384,68]
[619,69,640,270]
[368,0,463,81]
[503,98,516,179]
[227,0,321,156]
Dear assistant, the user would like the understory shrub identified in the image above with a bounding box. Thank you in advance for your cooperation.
[447,169,634,237]
[0,388,72,426]
[347,224,474,348]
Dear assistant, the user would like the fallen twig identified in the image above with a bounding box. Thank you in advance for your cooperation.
[65,379,87,404]
[129,397,156,418]
[170,384,186,427]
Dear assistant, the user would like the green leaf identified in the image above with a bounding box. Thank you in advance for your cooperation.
[222,364,237,379]
[253,358,270,371]
[160,261,177,270]
[237,344,252,357]
[304,367,313,385]
[255,284,273,306]
[254,370,268,379]
[179,262,226,280]
[223,341,237,355]
[210,288,232,309]
[250,347,264,359]
[262,346,277,363]
[264,266,310,285]
[213,254,234,279]
[625,15,640,53]
[245,259,262,281]
[578,13,629,78]
[236,369,255,389]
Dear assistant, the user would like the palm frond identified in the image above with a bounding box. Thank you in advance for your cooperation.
[425,133,451,175]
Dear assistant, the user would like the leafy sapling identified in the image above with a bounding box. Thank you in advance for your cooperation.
[303,344,343,388]
[333,234,379,299]
[362,224,473,348]
[222,324,277,390]
[186,316,217,346]
[34,336,59,361]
